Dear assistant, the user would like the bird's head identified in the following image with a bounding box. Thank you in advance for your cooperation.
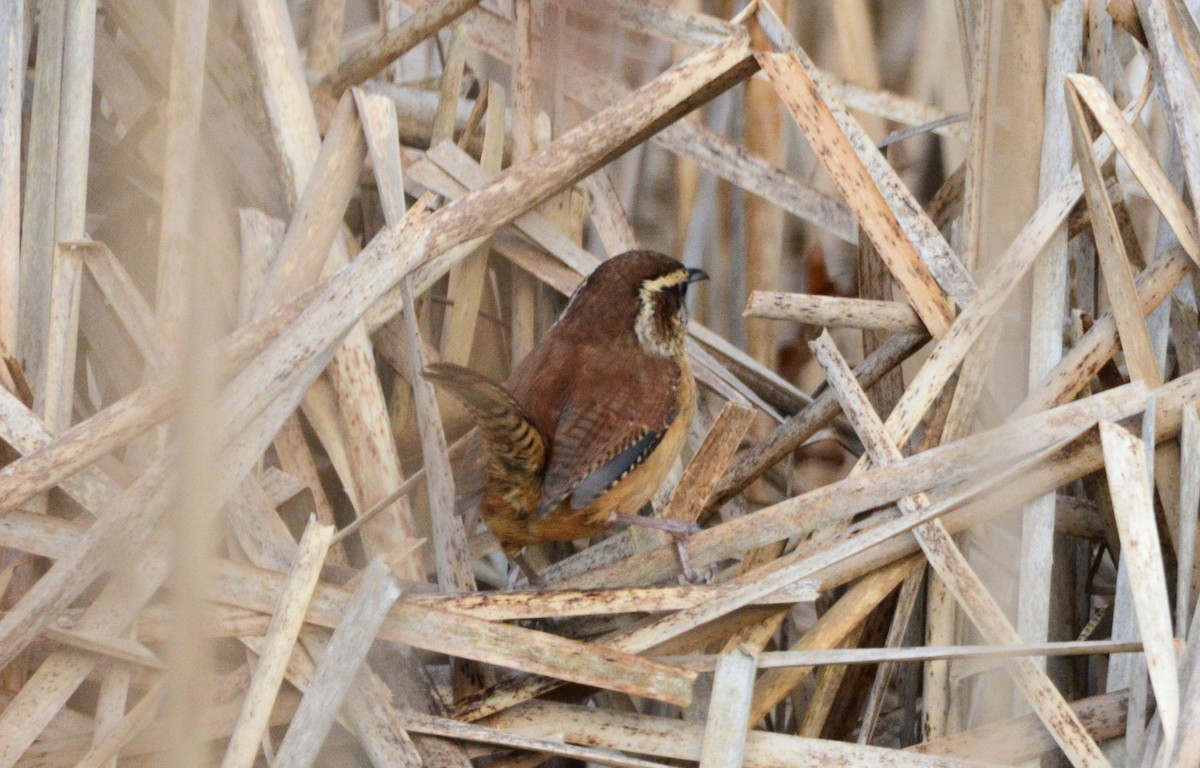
[561,250,708,357]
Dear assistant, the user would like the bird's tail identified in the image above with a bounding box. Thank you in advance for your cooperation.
[422,363,546,481]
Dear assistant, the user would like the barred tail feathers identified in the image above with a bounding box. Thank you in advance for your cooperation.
[421,363,546,480]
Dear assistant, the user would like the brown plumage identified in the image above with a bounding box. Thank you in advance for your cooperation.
[424,250,707,581]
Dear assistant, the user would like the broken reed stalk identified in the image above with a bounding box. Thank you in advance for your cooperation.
[272,557,402,768]
[0,0,20,356]
[219,519,332,768]
[1,2,1199,767]
[698,645,757,767]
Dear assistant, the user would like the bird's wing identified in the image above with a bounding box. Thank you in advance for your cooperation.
[535,360,681,518]
[567,430,664,510]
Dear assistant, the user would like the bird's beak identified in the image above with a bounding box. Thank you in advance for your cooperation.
[686,268,709,284]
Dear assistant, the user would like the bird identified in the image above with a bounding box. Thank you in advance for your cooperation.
[423,250,708,584]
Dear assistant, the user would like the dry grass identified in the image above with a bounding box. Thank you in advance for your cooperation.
[0,0,1198,766]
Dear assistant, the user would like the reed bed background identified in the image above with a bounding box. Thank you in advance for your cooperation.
[0,0,1198,766]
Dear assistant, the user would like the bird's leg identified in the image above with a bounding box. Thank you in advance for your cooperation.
[609,512,700,538]
[609,512,703,583]
[511,550,545,588]
[673,538,703,585]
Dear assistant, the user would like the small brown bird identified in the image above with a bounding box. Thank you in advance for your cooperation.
[424,250,708,583]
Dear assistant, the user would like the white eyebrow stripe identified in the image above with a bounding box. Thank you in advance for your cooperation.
[640,270,690,293]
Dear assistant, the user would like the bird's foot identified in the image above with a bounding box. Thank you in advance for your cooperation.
[511,551,545,589]
[610,512,703,581]
[674,538,710,584]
